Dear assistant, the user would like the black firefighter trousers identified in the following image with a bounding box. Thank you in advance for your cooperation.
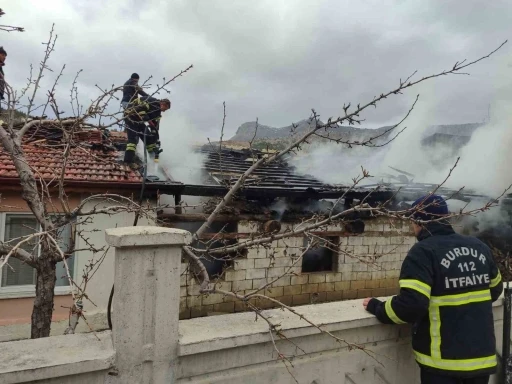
[123,120,157,164]
[420,369,490,384]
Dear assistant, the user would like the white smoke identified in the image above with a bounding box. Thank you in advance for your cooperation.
[448,198,509,235]
[270,199,288,221]
[291,58,512,235]
[293,59,512,199]
[438,103,512,196]
[291,101,447,186]
[158,114,206,184]
[157,114,208,213]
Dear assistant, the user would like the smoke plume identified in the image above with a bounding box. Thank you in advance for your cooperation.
[291,59,512,234]
[158,114,206,184]
[157,114,208,213]
[293,63,512,198]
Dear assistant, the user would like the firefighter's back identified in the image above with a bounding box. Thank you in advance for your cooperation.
[413,231,502,377]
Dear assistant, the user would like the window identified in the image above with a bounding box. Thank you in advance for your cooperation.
[1,214,74,288]
[345,220,365,234]
[173,221,237,279]
[301,236,338,273]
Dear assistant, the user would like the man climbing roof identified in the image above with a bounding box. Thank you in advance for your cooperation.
[121,73,148,109]
[123,95,171,168]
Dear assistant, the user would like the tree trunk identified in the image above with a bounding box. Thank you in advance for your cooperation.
[31,255,56,338]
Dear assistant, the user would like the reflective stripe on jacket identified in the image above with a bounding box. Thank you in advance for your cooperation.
[124,96,162,127]
[367,222,503,378]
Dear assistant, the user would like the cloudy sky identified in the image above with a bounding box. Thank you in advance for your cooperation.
[3,0,511,140]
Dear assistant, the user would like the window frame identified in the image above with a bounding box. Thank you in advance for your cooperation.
[0,212,74,299]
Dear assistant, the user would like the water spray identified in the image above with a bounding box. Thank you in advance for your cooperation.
[153,140,162,174]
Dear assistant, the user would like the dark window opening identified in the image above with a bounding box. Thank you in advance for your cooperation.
[173,221,237,279]
[345,220,365,234]
[193,238,237,279]
[301,236,338,273]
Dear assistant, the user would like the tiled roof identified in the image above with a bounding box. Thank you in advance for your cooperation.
[108,130,128,144]
[0,130,142,184]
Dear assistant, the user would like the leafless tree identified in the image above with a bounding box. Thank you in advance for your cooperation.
[0,23,192,338]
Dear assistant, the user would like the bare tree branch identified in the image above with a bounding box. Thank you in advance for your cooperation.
[0,243,36,268]
[0,9,25,32]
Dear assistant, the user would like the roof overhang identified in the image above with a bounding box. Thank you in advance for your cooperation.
[0,177,184,198]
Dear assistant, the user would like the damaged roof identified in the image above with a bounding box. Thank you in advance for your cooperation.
[189,145,510,205]
[200,145,326,189]
[181,145,396,201]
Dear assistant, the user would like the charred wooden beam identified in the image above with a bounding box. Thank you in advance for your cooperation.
[179,184,395,201]
[160,213,298,222]
[261,220,281,234]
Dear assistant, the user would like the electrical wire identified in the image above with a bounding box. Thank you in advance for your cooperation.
[107,124,149,330]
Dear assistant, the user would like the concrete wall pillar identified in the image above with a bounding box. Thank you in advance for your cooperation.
[105,226,191,384]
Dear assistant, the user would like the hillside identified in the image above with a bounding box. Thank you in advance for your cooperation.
[228,119,483,150]
[230,119,394,142]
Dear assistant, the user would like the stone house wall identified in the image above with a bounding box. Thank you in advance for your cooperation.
[177,217,416,319]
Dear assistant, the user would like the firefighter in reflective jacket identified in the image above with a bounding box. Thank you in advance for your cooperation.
[364,194,503,384]
[123,96,170,166]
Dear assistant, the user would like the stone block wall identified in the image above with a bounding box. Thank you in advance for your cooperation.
[179,217,416,319]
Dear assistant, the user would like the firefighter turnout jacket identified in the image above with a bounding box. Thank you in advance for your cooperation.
[122,78,148,103]
[125,96,162,127]
[366,222,503,378]
[123,96,162,163]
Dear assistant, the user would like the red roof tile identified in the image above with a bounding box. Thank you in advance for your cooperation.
[109,130,128,143]
[0,141,142,185]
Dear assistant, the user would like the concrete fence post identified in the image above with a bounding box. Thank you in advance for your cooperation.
[105,226,191,384]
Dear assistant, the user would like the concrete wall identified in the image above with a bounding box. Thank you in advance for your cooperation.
[1,300,504,384]
[178,217,416,319]
[0,332,114,384]
[0,227,506,384]
[73,199,155,313]
[175,299,504,384]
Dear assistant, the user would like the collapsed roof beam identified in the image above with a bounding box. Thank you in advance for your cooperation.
[177,184,395,200]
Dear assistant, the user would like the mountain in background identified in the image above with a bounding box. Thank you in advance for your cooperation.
[228,119,483,150]
[230,119,394,142]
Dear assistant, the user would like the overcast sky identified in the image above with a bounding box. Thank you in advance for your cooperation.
[3,0,511,139]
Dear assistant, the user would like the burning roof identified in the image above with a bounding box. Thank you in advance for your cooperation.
[200,145,327,189]
[187,145,396,201]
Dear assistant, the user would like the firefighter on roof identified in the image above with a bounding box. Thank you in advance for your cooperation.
[364,194,502,384]
[121,73,148,109]
[123,96,170,168]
